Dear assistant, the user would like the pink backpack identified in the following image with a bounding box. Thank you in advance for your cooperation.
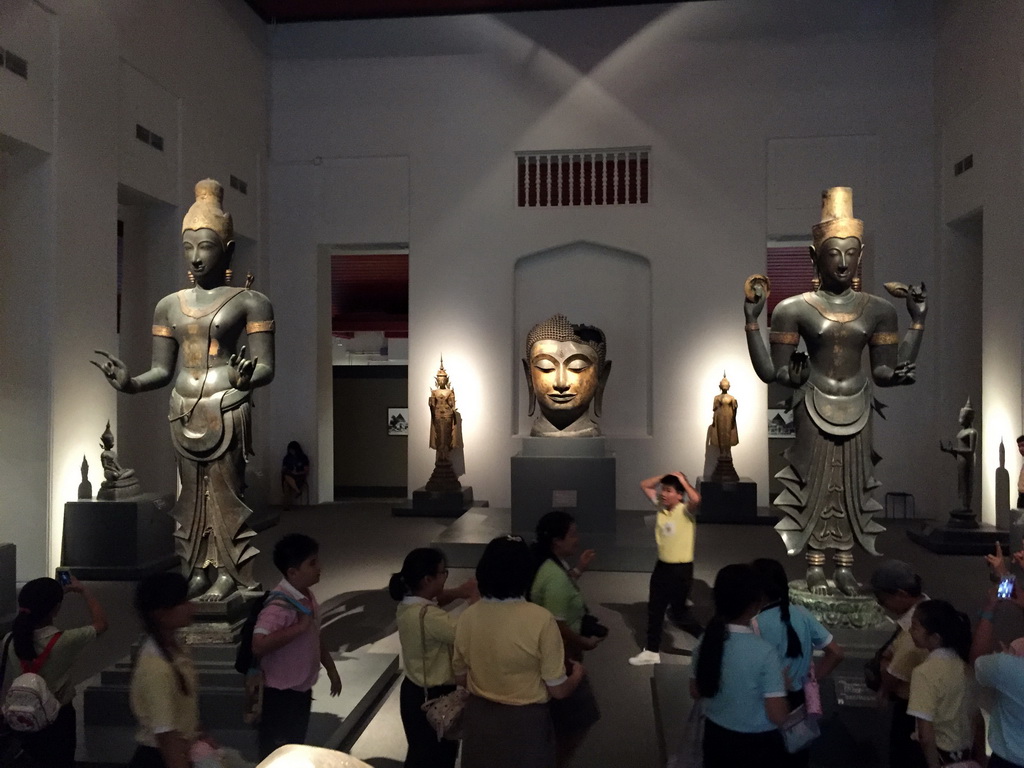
[2,631,63,732]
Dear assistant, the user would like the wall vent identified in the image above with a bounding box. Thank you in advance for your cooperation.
[135,123,164,151]
[953,153,973,177]
[516,147,649,207]
[0,47,28,79]
[229,175,248,195]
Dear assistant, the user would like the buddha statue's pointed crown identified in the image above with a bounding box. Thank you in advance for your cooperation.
[182,178,233,244]
[812,186,863,247]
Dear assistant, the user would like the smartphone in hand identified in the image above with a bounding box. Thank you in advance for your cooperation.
[997,575,1015,600]
[56,568,72,587]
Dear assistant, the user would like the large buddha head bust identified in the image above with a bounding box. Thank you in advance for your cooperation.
[523,314,611,437]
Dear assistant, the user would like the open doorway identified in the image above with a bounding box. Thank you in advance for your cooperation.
[330,249,409,498]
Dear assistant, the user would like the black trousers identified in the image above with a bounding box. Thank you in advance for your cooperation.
[258,686,313,760]
[19,702,76,768]
[128,745,166,768]
[646,560,697,650]
[889,697,927,768]
[399,677,460,768]
[703,717,786,768]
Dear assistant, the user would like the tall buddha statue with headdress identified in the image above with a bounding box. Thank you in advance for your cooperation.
[743,187,927,595]
[93,179,275,601]
[523,314,611,438]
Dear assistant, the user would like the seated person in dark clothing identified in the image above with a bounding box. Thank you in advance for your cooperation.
[282,441,309,509]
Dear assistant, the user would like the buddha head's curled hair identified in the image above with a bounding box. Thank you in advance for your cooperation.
[525,314,607,369]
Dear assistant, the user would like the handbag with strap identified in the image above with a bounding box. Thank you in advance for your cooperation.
[803,659,822,716]
[418,605,469,741]
[779,703,821,754]
[864,625,902,692]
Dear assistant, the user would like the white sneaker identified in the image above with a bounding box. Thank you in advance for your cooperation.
[628,649,661,666]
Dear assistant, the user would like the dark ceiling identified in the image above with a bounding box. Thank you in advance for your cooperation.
[243,0,656,23]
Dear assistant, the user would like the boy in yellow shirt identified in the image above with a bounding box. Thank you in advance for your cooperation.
[629,471,702,666]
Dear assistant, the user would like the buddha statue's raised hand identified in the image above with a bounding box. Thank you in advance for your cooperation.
[228,345,257,390]
[91,350,135,393]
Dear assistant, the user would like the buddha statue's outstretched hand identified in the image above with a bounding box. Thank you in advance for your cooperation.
[744,282,767,323]
[905,282,927,324]
[91,350,135,393]
[890,361,916,386]
[228,345,257,390]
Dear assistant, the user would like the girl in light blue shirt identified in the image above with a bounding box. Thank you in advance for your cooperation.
[691,564,789,768]
[752,558,845,767]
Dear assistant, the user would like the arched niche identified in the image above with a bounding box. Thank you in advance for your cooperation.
[513,241,652,438]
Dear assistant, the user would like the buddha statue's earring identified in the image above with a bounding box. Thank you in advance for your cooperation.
[187,270,195,286]
[852,276,861,291]
[811,269,820,291]
[225,268,233,285]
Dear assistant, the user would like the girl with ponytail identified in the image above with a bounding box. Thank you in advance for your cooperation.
[529,511,602,767]
[690,564,789,768]
[391,548,477,768]
[128,571,204,768]
[907,599,983,768]
[751,558,845,767]
[5,574,107,767]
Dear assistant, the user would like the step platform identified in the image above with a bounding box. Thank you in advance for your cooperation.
[75,647,398,765]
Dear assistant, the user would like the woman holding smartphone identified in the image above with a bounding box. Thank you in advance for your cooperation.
[4,572,108,768]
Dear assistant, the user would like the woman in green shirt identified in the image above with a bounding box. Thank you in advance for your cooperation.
[530,511,603,766]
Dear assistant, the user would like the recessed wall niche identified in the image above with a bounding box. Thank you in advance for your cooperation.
[513,241,651,438]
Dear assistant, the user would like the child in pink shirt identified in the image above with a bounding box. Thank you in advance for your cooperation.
[252,534,342,758]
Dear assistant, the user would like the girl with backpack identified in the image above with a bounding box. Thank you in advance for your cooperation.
[690,563,789,768]
[752,558,845,767]
[906,599,984,768]
[3,574,108,768]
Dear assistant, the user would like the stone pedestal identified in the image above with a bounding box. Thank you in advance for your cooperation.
[392,485,475,518]
[710,454,740,483]
[789,579,887,629]
[97,477,142,500]
[181,589,258,645]
[907,521,1008,555]
[60,493,176,579]
[0,543,16,635]
[698,477,757,524]
[511,437,616,535]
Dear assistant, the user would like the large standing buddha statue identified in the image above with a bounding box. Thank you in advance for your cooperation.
[744,187,927,595]
[93,179,275,601]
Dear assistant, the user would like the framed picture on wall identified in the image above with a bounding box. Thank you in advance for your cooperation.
[767,408,795,438]
[388,408,409,436]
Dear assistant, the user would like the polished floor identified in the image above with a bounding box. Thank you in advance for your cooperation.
[54,500,1012,767]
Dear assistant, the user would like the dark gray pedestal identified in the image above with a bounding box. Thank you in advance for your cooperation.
[511,438,616,535]
[392,486,477,517]
[60,493,176,580]
[698,477,759,524]
[0,543,16,635]
[907,521,1009,555]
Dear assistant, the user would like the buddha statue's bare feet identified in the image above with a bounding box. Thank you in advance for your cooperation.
[806,565,828,595]
[186,570,210,600]
[833,566,861,596]
[198,570,237,602]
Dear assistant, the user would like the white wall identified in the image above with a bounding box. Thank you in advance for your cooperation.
[935,0,1024,523]
[0,0,269,579]
[267,0,940,515]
